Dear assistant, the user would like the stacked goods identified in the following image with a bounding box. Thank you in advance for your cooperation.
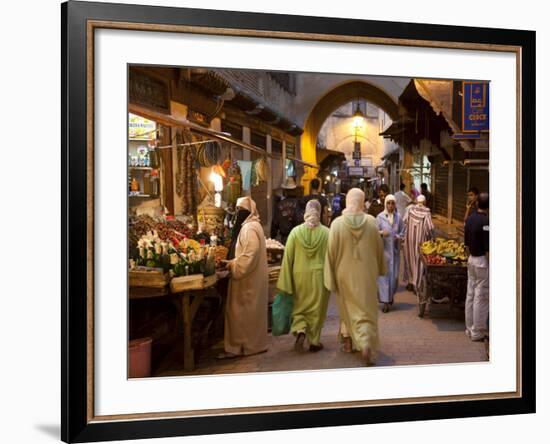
[129,215,194,258]
[265,238,285,264]
[171,239,216,278]
[165,219,193,237]
[265,238,285,250]
[424,254,447,265]
[421,238,468,265]
[212,245,229,268]
[268,265,281,282]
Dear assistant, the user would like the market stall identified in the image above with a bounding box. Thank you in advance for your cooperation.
[416,237,468,318]
[126,117,305,374]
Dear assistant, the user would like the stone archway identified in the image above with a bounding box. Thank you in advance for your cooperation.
[300,80,399,190]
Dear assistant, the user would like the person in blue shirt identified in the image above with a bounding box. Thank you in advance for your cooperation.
[464,192,490,341]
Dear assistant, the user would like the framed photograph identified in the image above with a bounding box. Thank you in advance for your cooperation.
[62,1,535,442]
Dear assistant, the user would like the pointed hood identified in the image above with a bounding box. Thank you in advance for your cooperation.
[342,212,373,260]
[294,224,328,259]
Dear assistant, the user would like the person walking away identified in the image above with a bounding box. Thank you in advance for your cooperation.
[376,195,405,313]
[463,186,479,224]
[219,197,268,359]
[324,188,387,365]
[464,192,489,341]
[270,177,300,244]
[410,183,420,201]
[394,182,412,218]
[330,183,348,225]
[403,194,434,293]
[367,184,389,218]
[277,200,330,352]
[395,183,412,286]
[420,183,433,211]
[297,177,330,226]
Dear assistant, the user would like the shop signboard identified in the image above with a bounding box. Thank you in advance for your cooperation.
[348,166,364,177]
[452,132,481,140]
[462,81,489,132]
[129,113,156,140]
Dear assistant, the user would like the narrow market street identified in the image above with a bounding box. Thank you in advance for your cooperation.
[127,66,491,379]
[156,283,488,377]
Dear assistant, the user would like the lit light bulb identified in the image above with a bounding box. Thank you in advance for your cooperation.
[352,115,363,130]
[209,171,224,192]
[209,171,224,208]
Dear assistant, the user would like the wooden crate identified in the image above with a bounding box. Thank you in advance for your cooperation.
[170,274,218,293]
[129,269,169,288]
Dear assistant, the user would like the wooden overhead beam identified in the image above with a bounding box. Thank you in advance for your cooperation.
[129,103,319,170]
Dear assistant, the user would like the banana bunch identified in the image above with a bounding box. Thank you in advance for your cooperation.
[421,238,467,261]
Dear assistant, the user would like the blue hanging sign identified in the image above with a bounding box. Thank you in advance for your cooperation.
[462,81,489,132]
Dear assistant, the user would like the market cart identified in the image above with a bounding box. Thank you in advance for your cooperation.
[416,254,468,318]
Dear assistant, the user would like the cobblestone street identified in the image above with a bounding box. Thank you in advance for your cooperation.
[156,282,488,377]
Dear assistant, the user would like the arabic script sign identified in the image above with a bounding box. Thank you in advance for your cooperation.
[462,81,489,132]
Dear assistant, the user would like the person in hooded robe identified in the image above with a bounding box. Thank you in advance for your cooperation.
[277,199,330,352]
[324,188,387,365]
[376,194,405,313]
[403,194,434,293]
[219,196,268,359]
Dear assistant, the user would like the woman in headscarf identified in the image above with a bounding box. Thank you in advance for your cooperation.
[376,194,405,313]
[227,205,250,260]
[403,194,434,294]
[324,188,387,365]
[219,196,268,359]
[277,199,330,352]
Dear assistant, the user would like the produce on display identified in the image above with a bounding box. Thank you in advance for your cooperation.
[421,238,468,265]
[424,254,448,265]
[129,215,194,257]
[213,245,229,267]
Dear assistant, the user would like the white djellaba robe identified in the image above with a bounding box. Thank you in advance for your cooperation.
[376,202,405,304]
[225,197,268,356]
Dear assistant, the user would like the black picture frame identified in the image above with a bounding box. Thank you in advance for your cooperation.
[62,1,536,442]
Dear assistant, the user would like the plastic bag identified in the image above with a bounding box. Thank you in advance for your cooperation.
[271,292,294,336]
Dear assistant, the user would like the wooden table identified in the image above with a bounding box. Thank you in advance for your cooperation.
[129,274,220,372]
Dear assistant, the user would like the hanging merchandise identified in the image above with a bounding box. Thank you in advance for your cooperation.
[148,148,160,169]
[205,141,221,166]
[256,156,269,183]
[196,144,206,167]
[221,157,231,173]
[250,159,259,187]
[175,130,198,216]
[236,160,252,191]
[211,164,226,178]
[224,163,242,206]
